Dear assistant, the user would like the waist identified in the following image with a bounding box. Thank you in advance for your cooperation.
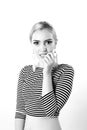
[26,114,58,121]
[25,115,62,130]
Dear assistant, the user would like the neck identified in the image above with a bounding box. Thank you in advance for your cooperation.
[32,61,44,72]
[38,61,44,68]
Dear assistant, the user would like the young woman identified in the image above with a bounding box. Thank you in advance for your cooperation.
[15,21,74,130]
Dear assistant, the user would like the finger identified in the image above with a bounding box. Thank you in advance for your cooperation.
[48,52,56,64]
[43,57,48,64]
[56,54,58,63]
[49,52,57,66]
[54,53,58,64]
[54,51,58,63]
[48,52,55,60]
[44,53,51,62]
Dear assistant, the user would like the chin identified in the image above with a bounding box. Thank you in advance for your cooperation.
[38,55,44,60]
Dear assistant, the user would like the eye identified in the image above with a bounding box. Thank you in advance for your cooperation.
[46,40,52,45]
[33,41,39,45]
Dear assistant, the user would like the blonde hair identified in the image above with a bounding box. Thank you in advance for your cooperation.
[29,21,58,44]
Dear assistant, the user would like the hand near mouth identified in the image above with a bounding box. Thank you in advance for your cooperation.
[42,51,58,75]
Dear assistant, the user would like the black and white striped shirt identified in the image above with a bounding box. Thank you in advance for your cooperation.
[15,64,74,120]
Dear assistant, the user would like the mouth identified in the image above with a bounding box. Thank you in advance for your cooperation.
[39,53,47,58]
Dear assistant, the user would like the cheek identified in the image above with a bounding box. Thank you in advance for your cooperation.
[33,48,39,54]
[47,45,54,51]
[50,43,56,50]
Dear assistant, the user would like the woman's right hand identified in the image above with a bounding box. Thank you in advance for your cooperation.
[42,51,58,75]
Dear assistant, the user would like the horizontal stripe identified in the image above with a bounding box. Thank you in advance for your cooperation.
[15,64,74,119]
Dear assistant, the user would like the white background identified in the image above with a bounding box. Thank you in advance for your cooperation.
[0,0,87,130]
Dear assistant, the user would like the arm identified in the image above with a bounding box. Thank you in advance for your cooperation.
[40,64,74,116]
[42,73,53,96]
[15,67,27,130]
[40,72,57,116]
[55,65,75,111]
[15,118,25,130]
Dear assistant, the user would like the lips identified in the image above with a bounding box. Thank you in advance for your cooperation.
[40,54,47,55]
[39,53,47,57]
[39,52,47,55]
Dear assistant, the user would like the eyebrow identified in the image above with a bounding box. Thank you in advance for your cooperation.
[33,39,53,42]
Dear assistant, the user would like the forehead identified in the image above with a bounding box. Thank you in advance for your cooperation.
[32,29,54,41]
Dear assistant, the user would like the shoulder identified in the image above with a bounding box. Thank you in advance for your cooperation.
[61,63,74,74]
[19,64,32,75]
[53,63,74,76]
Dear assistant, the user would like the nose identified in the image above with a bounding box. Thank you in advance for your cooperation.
[40,43,47,52]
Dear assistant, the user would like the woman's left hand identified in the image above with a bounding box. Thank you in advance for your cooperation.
[43,51,58,75]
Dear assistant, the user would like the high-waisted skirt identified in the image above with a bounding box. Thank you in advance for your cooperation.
[24,115,62,130]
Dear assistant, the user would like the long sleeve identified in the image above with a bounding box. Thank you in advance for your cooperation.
[14,64,74,118]
[40,90,57,116]
[15,67,27,119]
[40,64,74,116]
[55,65,74,112]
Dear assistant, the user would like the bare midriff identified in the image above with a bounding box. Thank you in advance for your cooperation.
[24,115,62,130]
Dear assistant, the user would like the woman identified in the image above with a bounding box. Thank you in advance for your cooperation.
[15,21,74,130]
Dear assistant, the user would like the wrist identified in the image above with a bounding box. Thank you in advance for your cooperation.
[43,71,51,77]
[43,68,52,75]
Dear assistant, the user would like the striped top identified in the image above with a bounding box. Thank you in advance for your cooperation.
[15,64,74,120]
